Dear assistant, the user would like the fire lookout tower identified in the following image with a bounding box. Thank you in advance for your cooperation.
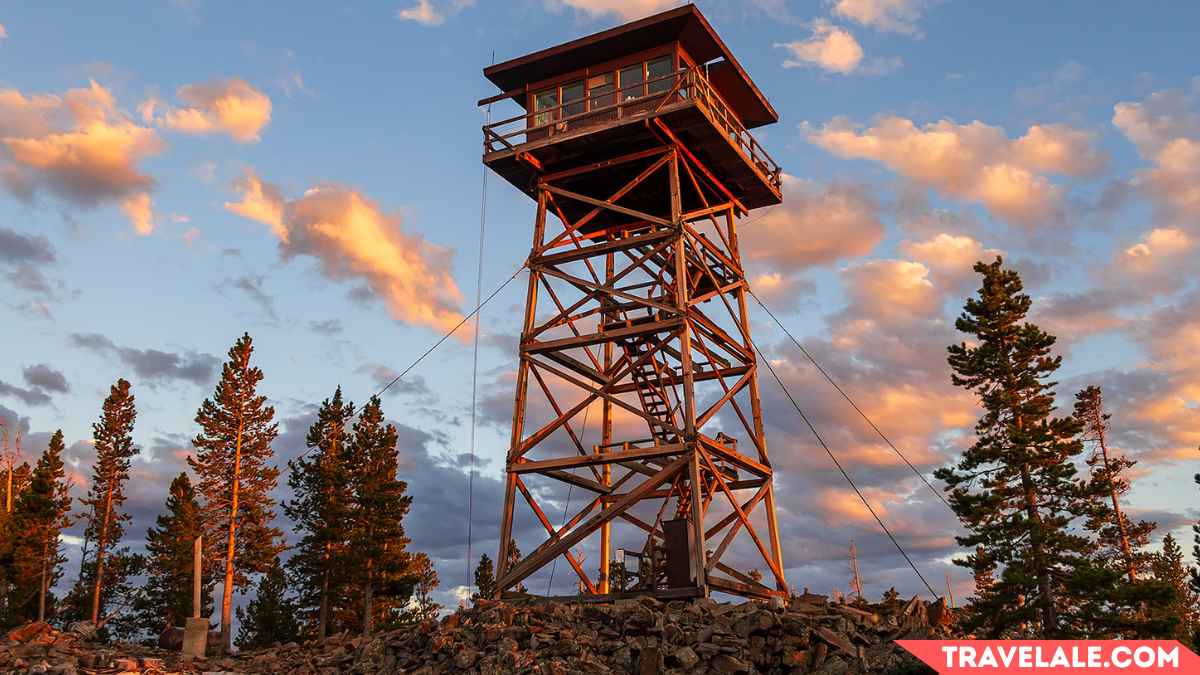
[482,3,787,602]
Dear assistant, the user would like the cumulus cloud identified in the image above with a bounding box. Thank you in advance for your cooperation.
[224,171,465,334]
[1113,88,1200,226]
[148,78,272,143]
[0,81,163,234]
[553,0,682,21]
[1110,227,1195,295]
[742,177,885,270]
[830,0,927,35]
[22,364,69,394]
[807,116,1105,227]
[396,0,474,25]
[775,20,902,75]
[0,24,7,41]
[900,233,1002,293]
[69,333,219,386]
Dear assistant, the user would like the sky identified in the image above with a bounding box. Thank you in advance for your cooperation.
[1,0,1198,614]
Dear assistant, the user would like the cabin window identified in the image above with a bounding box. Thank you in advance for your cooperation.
[562,80,585,118]
[619,64,644,101]
[587,72,615,111]
[647,56,674,94]
[534,89,558,126]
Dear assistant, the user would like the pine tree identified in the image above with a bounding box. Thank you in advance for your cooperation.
[284,387,355,640]
[1150,534,1196,646]
[405,552,441,623]
[0,460,31,626]
[473,554,496,601]
[76,379,140,626]
[189,333,284,654]
[235,560,299,651]
[137,473,214,636]
[10,431,73,623]
[1075,386,1155,581]
[347,396,413,635]
[935,258,1094,638]
[506,539,527,594]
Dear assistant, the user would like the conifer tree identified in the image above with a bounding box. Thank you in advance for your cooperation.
[935,258,1095,638]
[506,539,527,594]
[284,387,355,639]
[11,431,73,623]
[77,378,139,626]
[137,473,214,635]
[0,460,31,625]
[347,396,413,635]
[473,554,496,601]
[1075,386,1155,581]
[1151,533,1196,646]
[235,560,299,651]
[189,333,284,653]
[406,553,440,623]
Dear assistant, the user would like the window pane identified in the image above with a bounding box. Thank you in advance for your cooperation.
[620,65,644,101]
[587,72,614,111]
[647,57,673,94]
[534,89,558,126]
[562,80,585,118]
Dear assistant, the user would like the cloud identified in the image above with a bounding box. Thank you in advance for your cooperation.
[900,233,1002,293]
[553,0,682,21]
[220,274,277,320]
[69,333,219,386]
[777,20,868,75]
[0,81,163,234]
[224,170,466,334]
[1113,87,1200,226]
[307,319,343,336]
[807,116,1105,227]
[0,226,55,264]
[842,259,941,321]
[150,78,272,143]
[1110,227,1195,295]
[0,24,7,41]
[396,0,474,25]
[0,380,52,407]
[741,177,885,270]
[830,0,927,35]
[22,364,69,394]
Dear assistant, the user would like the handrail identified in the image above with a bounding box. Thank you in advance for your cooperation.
[482,67,781,193]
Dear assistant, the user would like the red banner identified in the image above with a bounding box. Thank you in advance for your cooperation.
[897,640,1200,674]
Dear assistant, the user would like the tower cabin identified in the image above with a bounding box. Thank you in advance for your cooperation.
[480,3,782,232]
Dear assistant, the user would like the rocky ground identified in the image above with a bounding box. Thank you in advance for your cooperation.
[2,593,952,674]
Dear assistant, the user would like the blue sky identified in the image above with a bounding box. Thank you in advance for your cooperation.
[1,0,1198,610]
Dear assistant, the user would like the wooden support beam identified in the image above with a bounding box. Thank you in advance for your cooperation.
[512,443,685,474]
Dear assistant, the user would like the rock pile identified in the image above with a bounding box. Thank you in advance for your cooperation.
[2,593,954,674]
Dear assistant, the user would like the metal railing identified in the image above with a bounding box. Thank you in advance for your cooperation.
[483,67,782,193]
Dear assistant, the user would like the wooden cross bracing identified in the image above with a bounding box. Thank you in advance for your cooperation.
[495,130,787,601]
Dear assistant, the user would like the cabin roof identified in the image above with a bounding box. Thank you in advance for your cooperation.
[482,4,778,129]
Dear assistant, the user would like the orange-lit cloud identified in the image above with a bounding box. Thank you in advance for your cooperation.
[0,80,163,234]
[149,78,272,143]
[554,0,681,21]
[777,20,864,74]
[900,233,1002,292]
[1113,89,1200,225]
[224,171,465,334]
[806,116,1105,227]
[742,176,884,270]
[831,0,927,35]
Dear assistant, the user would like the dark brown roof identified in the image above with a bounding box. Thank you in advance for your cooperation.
[482,3,778,129]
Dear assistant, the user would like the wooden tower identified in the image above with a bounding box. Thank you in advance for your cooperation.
[481,4,787,601]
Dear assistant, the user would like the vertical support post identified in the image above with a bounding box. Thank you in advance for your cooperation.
[182,535,207,659]
[688,452,708,594]
[599,249,615,595]
[193,536,202,617]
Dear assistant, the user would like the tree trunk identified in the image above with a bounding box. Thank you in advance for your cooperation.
[90,482,116,625]
[1019,463,1056,635]
[220,416,246,655]
[318,543,330,641]
[362,559,374,636]
[38,538,49,623]
[5,463,12,513]
[1093,413,1136,583]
